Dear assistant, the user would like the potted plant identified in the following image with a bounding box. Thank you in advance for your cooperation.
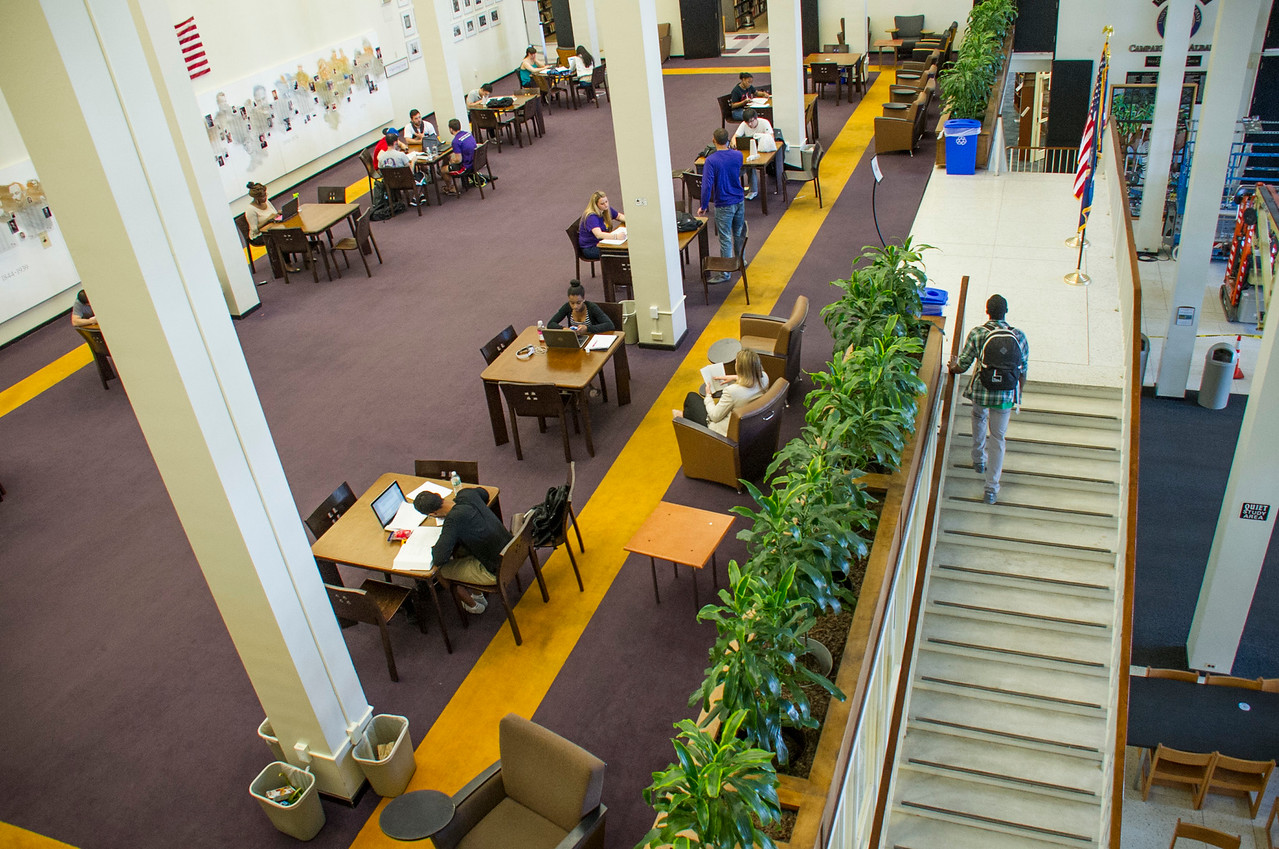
[639,709,781,849]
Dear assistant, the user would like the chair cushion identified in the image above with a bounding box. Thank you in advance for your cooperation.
[499,715,605,831]
[458,798,567,849]
[740,334,779,356]
[895,15,925,38]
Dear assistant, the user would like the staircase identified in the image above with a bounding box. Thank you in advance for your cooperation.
[883,381,1125,848]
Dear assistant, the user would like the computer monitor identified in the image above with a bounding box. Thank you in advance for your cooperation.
[371,481,406,528]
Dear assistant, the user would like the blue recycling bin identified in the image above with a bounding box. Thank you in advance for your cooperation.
[921,287,948,316]
[943,119,982,175]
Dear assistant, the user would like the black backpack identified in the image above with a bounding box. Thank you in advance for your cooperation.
[487,96,514,108]
[978,326,1023,393]
[527,484,569,547]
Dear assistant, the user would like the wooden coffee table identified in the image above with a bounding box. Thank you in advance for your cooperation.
[624,502,735,609]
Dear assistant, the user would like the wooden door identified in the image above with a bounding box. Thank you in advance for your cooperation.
[680,0,723,59]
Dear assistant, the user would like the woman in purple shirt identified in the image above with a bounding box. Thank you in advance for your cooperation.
[577,190,625,259]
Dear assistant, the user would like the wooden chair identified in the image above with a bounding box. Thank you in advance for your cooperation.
[1140,744,1216,808]
[810,62,843,103]
[600,253,634,303]
[528,461,586,592]
[440,513,546,646]
[594,58,610,102]
[359,146,378,195]
[305,482,357,587]
[1205,674,1263,690]
[481,325,518,365]
[75,327,116,391]
[823,43,851,53]
[499,382,584,462]
[379,166,423,217]
[325,581,412,681]
[317,186,345,204]
[700,232,750,306]
[233,212,256,272]
[786,142,825,208]
[513,98,539,143]
[717,93,733,128]
[739,295,808,397]
[534,73,569,110]
[471,108,519,151]
[673,378,788,491]
[1262,678,1279,692]
[566,219,599,279]
[1146,667,1200,682]
[1265,795,1278,849]
[1168,819,1240,849]
[451,142,497,199]
[414,460,480,484]
[264,228,321,283]
[329,209,381,278]
[1203,754,1274,817]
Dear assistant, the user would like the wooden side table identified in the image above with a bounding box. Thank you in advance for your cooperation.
[624,502,735,609]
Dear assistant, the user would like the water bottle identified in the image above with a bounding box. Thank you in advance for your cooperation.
[536,320,545,343]
[450,470,461,488]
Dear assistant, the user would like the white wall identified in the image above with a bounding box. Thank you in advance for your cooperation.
[655,0,685,57]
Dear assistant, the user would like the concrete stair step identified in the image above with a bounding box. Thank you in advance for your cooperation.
[1025,380,1123,401]
[907,689,1107,758]
[900,727,1106,798]
[948,453,1120,493]
[888,810,1092,849]
[958,394,1122,429]
[943,477,1118,526]
[938,511,1118,557]
[952,419,1122,457]
[914,651,1109,714]
[891,772,1101,846]
[927,576,1113,634]
[932,541,1117,594]
[922,613,1112,672]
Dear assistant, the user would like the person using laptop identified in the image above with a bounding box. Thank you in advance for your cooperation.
[548,280,615,336]
[733,107,774,200]
[243,182,278,246]
[675,349,770,436]
[566,45,597,103]
[465,83,493,107]
[577,190,626,260]
[402,108,436,142]
[412,487,511,614]
[518,46,546,90]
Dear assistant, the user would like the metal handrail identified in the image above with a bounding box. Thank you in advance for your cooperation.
[1005,146,1078,174]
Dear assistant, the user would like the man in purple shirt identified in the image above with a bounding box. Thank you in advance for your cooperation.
[697,128,746,284]
[446,117,477,194]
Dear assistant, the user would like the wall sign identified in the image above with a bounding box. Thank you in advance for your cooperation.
[1240,502,1271,521]
[1176,306,1195,325]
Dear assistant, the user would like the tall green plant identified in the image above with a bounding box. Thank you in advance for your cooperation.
[823,239,931,353]
[639,710,780,849]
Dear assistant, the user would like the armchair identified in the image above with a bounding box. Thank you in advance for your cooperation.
[739,295,808,397]
[890,14,926,57]
[673,378,789,491]
[431,714,606,849]
[874,92,928,156]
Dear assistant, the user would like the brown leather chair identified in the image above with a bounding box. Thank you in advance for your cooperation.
[739,295,808,397]
[431,713,606,849]
[890,14,926,57]
[874,93,928,156]
[325,581,412,681]
[673,378,788,491]
[330,209,382,278]
[658,23,672,63]
[75,327,116,391]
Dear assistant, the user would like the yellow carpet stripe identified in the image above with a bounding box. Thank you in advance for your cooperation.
[0,345,93,418]
[347,72,895,848]
[0,823,77,849]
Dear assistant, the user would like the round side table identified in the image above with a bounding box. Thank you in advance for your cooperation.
[707,338,742,364]
[379,789,456,841]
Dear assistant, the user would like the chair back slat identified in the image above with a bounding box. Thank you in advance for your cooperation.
[318,186,345,203]
[414,460,480,483]
[500,383,564,417]
[325,585,384,627]
[481,325,518,364]
[304,482,356,539]
[1170,819,1241,849]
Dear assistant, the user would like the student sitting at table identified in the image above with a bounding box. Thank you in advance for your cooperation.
[548,280,616,335]
[70,289,98,329]
[444,118,476,195]
[517,46,545,89]
[413,488,511,615]
[376,131,412,170]
[465,83,493,106]
[577,190,626,260]
[734,108,776,200]
[243,181,277,246]
[729,72,769,121]
[567,45,597,102]
[675,349,770,436]
[402,108,436,142]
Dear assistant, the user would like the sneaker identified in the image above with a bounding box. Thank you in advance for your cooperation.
[745,191,758,200]
[461,597,485,614]
[983,491,997,505]
[469,592,488,611]
[974,462,986,474]
[707,274,732,284]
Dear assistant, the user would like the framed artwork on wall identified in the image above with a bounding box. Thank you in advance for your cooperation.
[451,0,462,18]
[451,22,464,41]
[406,37,422,60]
[401,11,416,37]
[478,12,489,30]
[464,16,477,37]
[489,7,500,24]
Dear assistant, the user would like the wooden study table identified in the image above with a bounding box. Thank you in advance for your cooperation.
[598,218,709,290]
[531,66,582,109]
[872,39,903,69]
[404,144,451,206]
[263,201,359,280]
[480,326,630,447]
[803,52,867,101]
[623,502,735,609]
[311,473,502,654]
[744,94,820,145]
[467,93,539,147]
[695,149,786,215]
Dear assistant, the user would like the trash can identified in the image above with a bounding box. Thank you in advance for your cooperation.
[621,299,638,345]
[943,119,982,175]
[1140,334,1150,387]
[1198,343,1236,410]
[250,762,325,840]
[258,718,286,763]
[352,714,416,797]
[921,287,948,316]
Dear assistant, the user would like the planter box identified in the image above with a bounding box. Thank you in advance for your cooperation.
[935,29,1015,173]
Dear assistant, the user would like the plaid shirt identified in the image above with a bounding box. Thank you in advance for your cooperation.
[956,320,1029,408]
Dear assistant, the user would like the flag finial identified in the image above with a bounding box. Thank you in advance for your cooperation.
[1103,25,1113,38]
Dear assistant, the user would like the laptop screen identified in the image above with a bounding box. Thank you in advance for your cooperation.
[371,481,406,528]
[735,136,752,152]
[280,196,299,219]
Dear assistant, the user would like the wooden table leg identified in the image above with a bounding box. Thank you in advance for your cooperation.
[484,379,509,444]
[712,552,719,589]
[758,164,769,215]
[650,556,661,603]
[577,390,595,456]
[611,342,631,406]
[417,579,453,653]
[691,564,699,609]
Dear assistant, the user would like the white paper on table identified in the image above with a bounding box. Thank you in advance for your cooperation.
[597,237,626,245]
[393,526,443,572]
[748,97,770,107]
[384,500,428,532]
[407,480,452,499]
[585,334,613,351]
[700,362,727,385]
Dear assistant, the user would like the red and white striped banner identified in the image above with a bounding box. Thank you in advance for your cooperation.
[174,16,209,80]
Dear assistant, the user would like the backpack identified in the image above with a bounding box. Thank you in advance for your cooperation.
[977,326,1024,394]
[527,484,569,547]
[487,96,514,108]
[369,180,406,221]
[676,211,700,232]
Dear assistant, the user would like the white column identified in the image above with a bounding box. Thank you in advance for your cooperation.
[1187,293,1279,671]
[422,0,469,125]
[598,0,687,347]
[769,0,807,148]
[1153,0,1263,397]
[566,0,600,55]
[1,0,372,799]
[1134,0,1194,252]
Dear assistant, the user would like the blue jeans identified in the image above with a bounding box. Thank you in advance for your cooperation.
[731,108,745,121]
[713,202,746,261]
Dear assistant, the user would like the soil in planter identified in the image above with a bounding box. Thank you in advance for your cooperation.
[755,807,797,843]
[778,606,854,779]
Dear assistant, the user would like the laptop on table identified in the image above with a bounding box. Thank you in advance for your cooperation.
[543,327,589,349]
[278,195,300,220]
[371,480,428,532]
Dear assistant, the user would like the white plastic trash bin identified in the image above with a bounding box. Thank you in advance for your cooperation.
[250,762,325,841]
[352,714,416,797]
[621,299,638,345]
[258,718,286,763]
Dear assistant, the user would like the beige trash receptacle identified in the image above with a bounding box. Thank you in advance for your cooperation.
[352,714,416,797]
[249,762,324,841]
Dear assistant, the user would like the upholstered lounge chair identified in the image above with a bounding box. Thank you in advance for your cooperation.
[673,378,788,491]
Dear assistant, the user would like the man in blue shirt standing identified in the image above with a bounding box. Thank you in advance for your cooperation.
[697,128,746,285]
[948,294,1029,505]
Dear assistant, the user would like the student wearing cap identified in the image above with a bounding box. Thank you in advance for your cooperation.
[413,487,511,614]
[376,131,412,170]
[371,127,406,174]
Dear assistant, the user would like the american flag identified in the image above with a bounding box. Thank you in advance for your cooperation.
[174,16,209,80]
[1073,33,1110,235]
